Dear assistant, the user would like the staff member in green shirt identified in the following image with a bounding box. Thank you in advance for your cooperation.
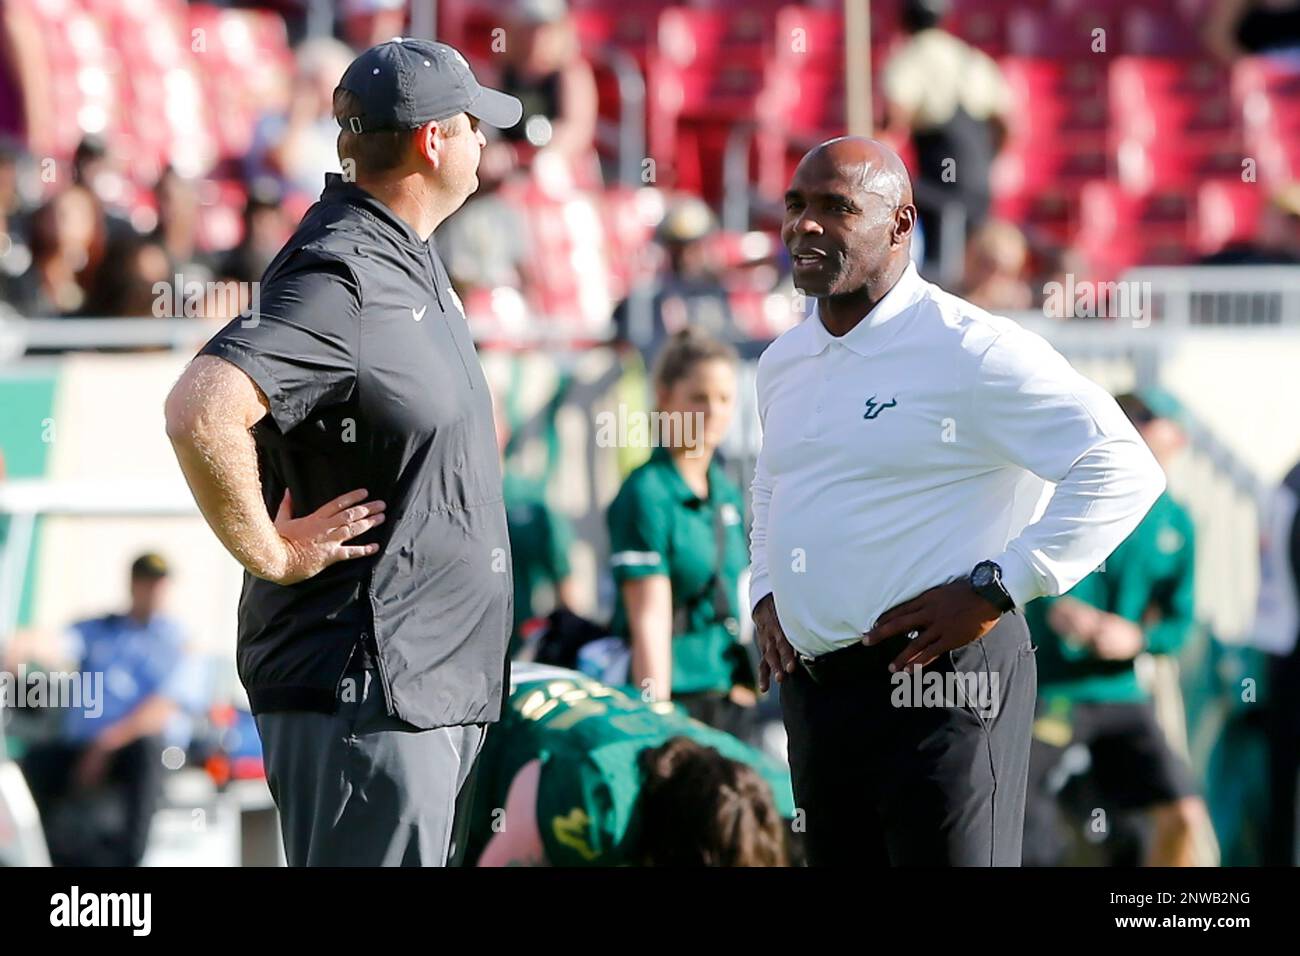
[1023,388,1211,866]
[492,391,579,656]
[605,328,756,736]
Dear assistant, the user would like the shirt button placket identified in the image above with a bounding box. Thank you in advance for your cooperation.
[803,343,837,441]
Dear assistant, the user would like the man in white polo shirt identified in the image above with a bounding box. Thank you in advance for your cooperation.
[750,138,1165,866]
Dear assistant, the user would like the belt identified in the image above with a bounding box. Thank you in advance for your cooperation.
[796,632,914,686]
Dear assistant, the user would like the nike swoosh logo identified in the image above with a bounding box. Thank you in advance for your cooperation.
[412,305,427,322]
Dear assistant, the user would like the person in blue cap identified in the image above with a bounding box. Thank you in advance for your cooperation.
[19,553,192,867]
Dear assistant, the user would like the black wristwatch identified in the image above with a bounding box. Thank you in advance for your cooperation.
[969,560,1015,613]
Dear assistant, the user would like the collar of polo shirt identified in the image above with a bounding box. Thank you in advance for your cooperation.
[649,445,725,506]
[802,261,926,357]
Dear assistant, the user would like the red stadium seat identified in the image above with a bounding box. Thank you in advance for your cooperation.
[1076,180,1194,276]
[1000,57,1109,143]
[1234,56,1300,148]
[1115,136,1246,192]
[648,8,775,199]
[1007,8,1120,59]
[1110,57,1234,142]
[1195,180,1268,256]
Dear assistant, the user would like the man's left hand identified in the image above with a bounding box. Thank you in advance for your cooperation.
[862,580,1005,673]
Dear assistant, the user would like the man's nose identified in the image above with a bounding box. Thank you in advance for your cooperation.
[792,215,823,235]
[476,129,487,148]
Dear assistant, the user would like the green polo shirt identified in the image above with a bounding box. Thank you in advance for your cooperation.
[465,666,796,866]
[1026,491,1196,703]
[504,471,573,656]
[606,447,752,696]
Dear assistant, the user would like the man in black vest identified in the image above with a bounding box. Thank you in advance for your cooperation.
[165,39,522,866]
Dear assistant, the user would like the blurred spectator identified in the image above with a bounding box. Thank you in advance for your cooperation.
[613,196,737,360]
[960,219,1033,312]
[1199,183,1300,264]
[606,328,757,738]
[435,155,531,295]
[96,237,172,319]
[151,167,213,286]
[215,179,290,286]
[246,37,351,201]
[1204,0,1300,62]
[883,0,1011,256]
[1032,244,1094,319]
[492,391,579,656]
[486,0,598,178]
[19,554,193,867]
[10,185,106,317]
[71,135,135,242]
[1023,390,1209,866]
[341,0,408,52]
[0,139,35,296]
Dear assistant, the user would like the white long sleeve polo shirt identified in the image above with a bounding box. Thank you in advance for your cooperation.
[748,262,1166,658]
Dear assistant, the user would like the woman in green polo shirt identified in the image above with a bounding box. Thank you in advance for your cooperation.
[606,328,756,737]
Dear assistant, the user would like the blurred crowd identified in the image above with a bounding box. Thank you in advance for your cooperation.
[3,0,1298,342]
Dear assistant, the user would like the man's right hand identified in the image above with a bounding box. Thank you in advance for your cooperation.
[266,488,386,585]
[753,594,798,692]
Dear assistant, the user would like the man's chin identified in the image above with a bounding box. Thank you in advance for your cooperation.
[793,277,833,298]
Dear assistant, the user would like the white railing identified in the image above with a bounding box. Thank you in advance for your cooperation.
[0,480,198,638]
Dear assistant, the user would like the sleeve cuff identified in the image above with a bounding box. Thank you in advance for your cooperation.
[992,548,1045,609]
[749,572,772,613]
[609,550,666,581]
[199,341,299,434]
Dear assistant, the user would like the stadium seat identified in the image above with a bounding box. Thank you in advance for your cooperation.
[1115,137,1246,193]
[1000,57,1109,141]
[499,172,617,342]
[1110,57,1234,143]
[1076,180,1194,276]
[1007,8,1120,59]
[648,8,775,200]
[1195,180,1268,256]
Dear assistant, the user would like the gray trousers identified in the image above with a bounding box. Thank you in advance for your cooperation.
[255,668,486,866]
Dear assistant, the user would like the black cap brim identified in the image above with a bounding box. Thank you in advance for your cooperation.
[467,86,523,130]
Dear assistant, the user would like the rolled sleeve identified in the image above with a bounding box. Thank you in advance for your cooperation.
[198,250,362,434]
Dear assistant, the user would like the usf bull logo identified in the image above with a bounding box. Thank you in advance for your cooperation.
[863,395,898,420]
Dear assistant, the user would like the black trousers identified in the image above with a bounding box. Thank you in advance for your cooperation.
[20,736,164,867]
[780,610,1037,866]
[1266,649,1300,866]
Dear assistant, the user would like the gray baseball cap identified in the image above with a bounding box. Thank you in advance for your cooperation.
[337,37,522,133]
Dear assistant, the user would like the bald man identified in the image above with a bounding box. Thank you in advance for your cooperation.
[748,138,1165,866]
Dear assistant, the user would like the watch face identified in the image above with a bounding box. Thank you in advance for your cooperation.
[972,565,993,588]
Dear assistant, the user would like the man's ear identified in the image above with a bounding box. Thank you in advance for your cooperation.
[892,204,917,246]
[414,120,441,170]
